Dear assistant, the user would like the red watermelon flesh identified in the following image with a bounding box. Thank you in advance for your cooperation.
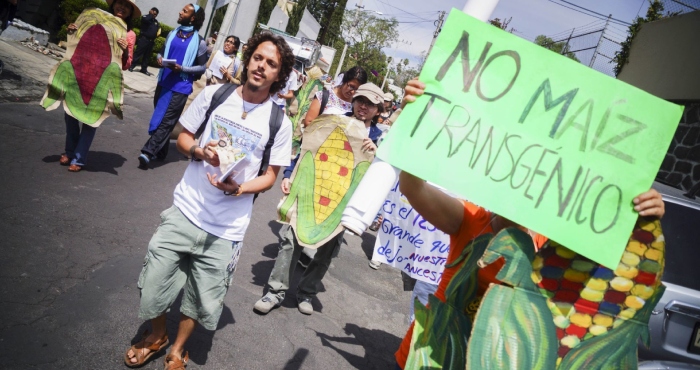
[70,25,113,105]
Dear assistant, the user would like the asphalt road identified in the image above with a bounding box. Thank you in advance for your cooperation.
[0,89,411,369]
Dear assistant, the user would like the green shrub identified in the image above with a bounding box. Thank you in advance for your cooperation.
[58,0,109,41]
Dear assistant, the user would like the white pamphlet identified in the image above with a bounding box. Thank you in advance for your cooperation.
[161,58,177,67]
[210,53,233,80]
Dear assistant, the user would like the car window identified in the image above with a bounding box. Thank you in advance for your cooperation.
[659,200,700,291]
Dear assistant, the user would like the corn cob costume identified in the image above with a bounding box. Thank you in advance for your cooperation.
[406,218,665,369]
[41,9,126,126]
[278,115,374,248]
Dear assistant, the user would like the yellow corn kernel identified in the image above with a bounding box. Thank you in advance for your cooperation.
[593,314,614,327]
[553,315,570,329]
[610,277,633,292]
[570,313,592,328]
[580,288,604,302]
[589,325,608,336]
[556,246,577,259]
[640,221,656,232]
[619,308,637,319]
[532,256,544,270]
[626,241,647,256]
[614,264,639,279]
[560,335,581,348]
[644,248,663,261]
[564,269,589,283]
[630,284,655,300]
[586,277,608,291]
[531,270,542,284]
[625,296,645,310]
[650,241,665,251]
[621,252,641,267]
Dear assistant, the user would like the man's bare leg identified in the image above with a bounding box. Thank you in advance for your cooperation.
[127,314,167,364]
[166,314,196,361]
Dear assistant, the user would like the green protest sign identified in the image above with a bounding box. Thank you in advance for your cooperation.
[377,9,683,269]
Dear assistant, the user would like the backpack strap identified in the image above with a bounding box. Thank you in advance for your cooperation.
[194,83,239,140]
[319,88,330,115]
[253,104,285,201]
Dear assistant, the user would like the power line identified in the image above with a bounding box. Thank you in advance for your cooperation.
[546,0,631,27]
[374,0,432,21]
[556,0,632,25]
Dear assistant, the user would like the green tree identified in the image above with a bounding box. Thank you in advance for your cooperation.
[613,0,666,76]
[389,58,419,89]
[57,0,108,41]
[286,0,310,36]
[488,17,512,31]
[334,9,398,84]
[308,0,348,46]
[211,4,227,37]
[534,35,580,62]
[253,0,278,35]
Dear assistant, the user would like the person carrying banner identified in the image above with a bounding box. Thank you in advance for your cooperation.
[138,3,207,169]
[253,82,383,316]
[392,78,666,369]
[303,66,367,127]
[129,7,160,76]
[58,0,138,172]
[123,31,294,368]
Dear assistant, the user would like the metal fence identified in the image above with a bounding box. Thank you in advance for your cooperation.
[539,1,699,77]
[540,18,623,77]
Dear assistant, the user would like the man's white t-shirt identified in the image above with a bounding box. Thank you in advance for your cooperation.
[175,84,292,241]
[271,70,299,107]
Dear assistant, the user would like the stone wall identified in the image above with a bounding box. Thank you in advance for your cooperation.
[657,103,700,191]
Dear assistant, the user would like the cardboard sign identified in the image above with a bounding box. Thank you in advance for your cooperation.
[377,9,683,269]
[279,115,374,248]
[372,180,451,284]
[41,8,126,126]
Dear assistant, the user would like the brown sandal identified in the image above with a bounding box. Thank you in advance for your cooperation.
[68,164,82,172]
[123,331,169,368]
[59,154,70,166]
[163,352,189,370]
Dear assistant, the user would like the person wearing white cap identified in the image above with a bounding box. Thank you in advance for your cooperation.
[378,91,394,124]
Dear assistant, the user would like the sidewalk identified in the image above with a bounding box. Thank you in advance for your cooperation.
[0,38,160,102]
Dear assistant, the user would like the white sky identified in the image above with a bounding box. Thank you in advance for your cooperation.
[351,0,647,67]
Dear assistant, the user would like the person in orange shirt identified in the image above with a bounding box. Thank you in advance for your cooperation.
[392,79,666,370]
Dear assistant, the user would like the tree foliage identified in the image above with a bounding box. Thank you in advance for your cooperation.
[613,0,666,77]
[286,0,309,36]
[534,35,580,62]
[308,0,349,46]
[57,0,108,40]
[253,0,277,35]
[333,9,399,84]
[488,17,512,31]
[389,58,419,89]
[211,4,227,37]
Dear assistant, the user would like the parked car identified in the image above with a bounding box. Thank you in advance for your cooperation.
[638,181,700,366]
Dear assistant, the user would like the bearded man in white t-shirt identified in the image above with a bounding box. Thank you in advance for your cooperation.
[124,32,295,369]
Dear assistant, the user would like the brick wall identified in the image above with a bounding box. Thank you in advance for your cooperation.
[657,103,700,191]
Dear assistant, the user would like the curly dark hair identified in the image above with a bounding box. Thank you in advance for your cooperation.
[190,4,206,30]
[240,32,295,95]
[342,66,368,85]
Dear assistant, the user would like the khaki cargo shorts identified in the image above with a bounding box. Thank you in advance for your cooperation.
[137,206,243,330]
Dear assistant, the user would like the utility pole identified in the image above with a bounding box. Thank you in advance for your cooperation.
[562,28,575,56]
[213,0,240,53]
[427,11,445,56]
[589,14,611,68]
[380,54,393,89]
[335,0,364,78]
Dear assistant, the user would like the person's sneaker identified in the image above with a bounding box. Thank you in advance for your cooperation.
[298,298,313,315]
[253,293,281,314]
[138,154,150,169]
[368,259,381,270]
[297,253,311,269]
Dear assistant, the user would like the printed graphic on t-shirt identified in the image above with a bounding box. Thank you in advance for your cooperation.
[209,115,263,180]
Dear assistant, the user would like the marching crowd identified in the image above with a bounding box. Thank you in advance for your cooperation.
[44,2,667,370]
